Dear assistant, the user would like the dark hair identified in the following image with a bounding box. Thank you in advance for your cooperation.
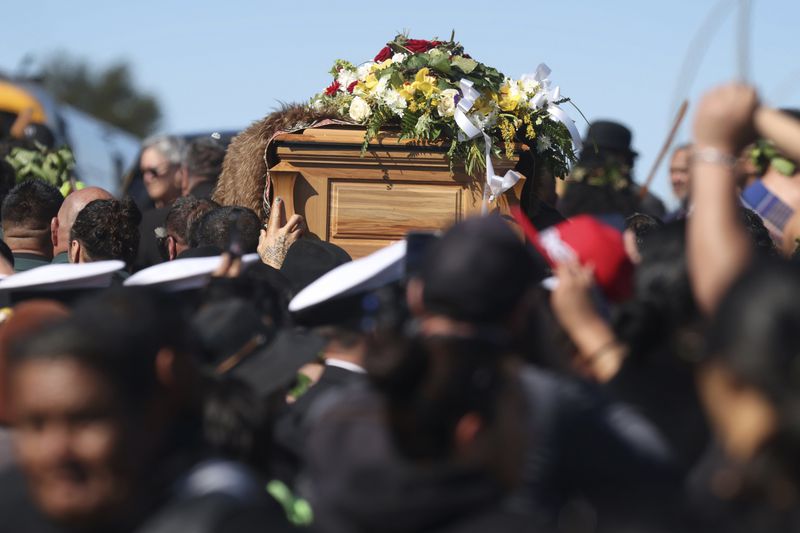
[708,259,800,489]
[202,374,271,474]
[367,335,510,461]
[0,179,63,231]
[185,139,226,181]
[625,213,663,252]
[188,206,261,253]
[165,196,219,245]
[70,197,142,266]
[615,220,700,360]
[558,181,639,218]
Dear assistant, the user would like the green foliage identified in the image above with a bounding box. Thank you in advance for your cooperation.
[451,55,478,74]
[5,144,77,190]
[41,53,161,138]
[751,139,797,177]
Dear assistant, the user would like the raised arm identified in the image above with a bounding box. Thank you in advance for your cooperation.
[688,84,758,313]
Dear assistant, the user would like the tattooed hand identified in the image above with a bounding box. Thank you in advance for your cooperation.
[258,196,305,268]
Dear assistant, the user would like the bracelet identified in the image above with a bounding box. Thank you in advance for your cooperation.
[690,147,738,168]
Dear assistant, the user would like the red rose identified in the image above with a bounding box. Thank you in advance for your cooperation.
[404,39,441,53]
[324,80,341,96]
[374,46,392,62]
[347,81,358,93]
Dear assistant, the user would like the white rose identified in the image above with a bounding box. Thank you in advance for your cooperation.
[436,89,459,117]
[337,70,358,91]
[311,98,325,112]
[391,53,407,64]
[348,96,372,123]
[357,62,374,80]
[382,88,407,116]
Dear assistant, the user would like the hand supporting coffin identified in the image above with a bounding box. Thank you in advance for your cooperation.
[258,196,306,268]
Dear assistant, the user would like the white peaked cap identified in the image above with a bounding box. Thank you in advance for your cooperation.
[289,240,407,313]
[124,253,260,291]
[0,260,125,292]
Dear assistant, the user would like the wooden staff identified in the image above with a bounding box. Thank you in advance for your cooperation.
[638,100,689,200]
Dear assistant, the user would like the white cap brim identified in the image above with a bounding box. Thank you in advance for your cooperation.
[0,260,125,291]
[289,240,407,313]
[124,253,260,291]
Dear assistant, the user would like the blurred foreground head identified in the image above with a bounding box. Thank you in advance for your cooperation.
[701,260,800,494]
[413,215,544,327]
[6,287,200,529]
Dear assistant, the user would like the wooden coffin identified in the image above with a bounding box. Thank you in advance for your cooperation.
[269,125,525,258]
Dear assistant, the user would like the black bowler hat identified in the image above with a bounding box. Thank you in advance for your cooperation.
[582,120,638,158]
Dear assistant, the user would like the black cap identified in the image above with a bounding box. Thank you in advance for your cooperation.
[280,239,352,294]
[230,327,325,398]
[421,216,545,323]
[192,298,273,369]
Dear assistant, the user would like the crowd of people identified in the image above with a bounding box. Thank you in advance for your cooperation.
[0,80,797,533]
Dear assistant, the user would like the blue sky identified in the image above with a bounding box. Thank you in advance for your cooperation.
[2,0,798,207]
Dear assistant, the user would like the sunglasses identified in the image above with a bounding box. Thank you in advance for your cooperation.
[141,164,175,178]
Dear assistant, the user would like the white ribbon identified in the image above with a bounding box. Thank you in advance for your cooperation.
[453,79,522,214]
[524,63,583,152]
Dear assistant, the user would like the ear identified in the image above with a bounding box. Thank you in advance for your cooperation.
[167,236,178,261]
[453,412,483,453]
[406,278,426,317]
[68,240,80,263]
[50,217,59,248]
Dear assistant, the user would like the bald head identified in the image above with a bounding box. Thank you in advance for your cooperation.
[51,187,113,255]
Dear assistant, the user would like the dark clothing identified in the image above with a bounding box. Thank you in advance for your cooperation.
[685,444,800,533]
[51,251,69,264]
[135,207,169,272]
[0,467,61,533]
[12,252,50,272]
[509,365,678,528]
[273,364,365,485]
[305,385,531,533]
[606,349,711,474]
[188,181,216,200]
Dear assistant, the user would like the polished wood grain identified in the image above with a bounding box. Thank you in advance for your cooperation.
[270,126,525,258]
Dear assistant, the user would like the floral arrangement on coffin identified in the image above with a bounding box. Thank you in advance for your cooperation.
[310,34,583,189]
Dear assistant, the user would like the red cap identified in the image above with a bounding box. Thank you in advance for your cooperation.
[512,207,633,302]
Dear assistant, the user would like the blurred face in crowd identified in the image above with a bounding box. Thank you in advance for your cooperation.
[696,361,777,462]
[669,147,691,202]
[140,147,180,208]
[10,358,144,528]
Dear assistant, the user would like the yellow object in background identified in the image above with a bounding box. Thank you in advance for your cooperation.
[0,81,47,123]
